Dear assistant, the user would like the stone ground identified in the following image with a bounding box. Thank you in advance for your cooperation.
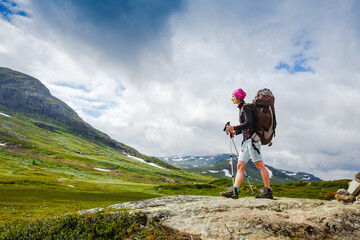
[84,195,360,240]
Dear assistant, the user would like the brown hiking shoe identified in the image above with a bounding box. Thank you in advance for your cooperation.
[220,186,238,199]
[256,187,273,199]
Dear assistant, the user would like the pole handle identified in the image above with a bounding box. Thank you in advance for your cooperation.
[223,122,234,138]
[223,122,230,132]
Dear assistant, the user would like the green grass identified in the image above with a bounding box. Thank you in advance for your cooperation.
[0,109,353,238]
[0,110,215,224]
[155,183,221,196]
[0,178,350,225]
[270,180,350,199]
[0,177,350,238]
[0,185,160,223]
[155,179,351,200]
[0,211,184,240]
[0,110,211,186]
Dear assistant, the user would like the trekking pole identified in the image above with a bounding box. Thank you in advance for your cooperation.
[230,137,255,196]
[223,122,255,196]
[224,122,237,199]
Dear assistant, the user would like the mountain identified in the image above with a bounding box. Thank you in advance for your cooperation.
[0,67,139,156]
[0,67,212,191]
[160,154,322,183]
[160,155,227,169]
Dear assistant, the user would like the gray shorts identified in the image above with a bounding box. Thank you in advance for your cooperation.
[238,139,262,163]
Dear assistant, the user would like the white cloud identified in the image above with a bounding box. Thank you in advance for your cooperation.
[1,0,359,180]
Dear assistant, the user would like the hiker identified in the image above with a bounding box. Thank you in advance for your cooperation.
[221,88,273,199]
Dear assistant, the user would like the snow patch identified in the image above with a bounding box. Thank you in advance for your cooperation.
[172,156,185,162]
[222,169,232,178]
[125,153,165,169]
[209,170,219,173]
[94,167,111,172]
[68,184,75,188]
[266,167,273,178]
[0,143,6,146]
[282,170,297,176]
[0,112,11,117]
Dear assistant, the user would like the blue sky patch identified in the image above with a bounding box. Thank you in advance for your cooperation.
[82,108,102,118]
[275,53,315,74]
[0,0,29,21]
[81,102,116,118]
[0,1,12,20]
[278,32,317,74]
[56,82,91,93]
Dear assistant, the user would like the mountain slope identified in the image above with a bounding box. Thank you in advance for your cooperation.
[0,67,157,160]
[0,67,213,192]
[161,154,322,183]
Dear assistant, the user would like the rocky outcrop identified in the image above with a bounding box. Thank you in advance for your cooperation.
[0,67,133,154]
[85,195,360,240]
[335,172,360,204]
[0,67,80,122]
[0,67,176,168]
[0,67,103,138]
[0,67,113,142]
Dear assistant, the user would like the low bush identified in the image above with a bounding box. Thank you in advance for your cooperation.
[0,211,177,240]
[156,180,351,200]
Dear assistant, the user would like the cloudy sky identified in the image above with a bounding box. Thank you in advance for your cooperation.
[1,0,359,180]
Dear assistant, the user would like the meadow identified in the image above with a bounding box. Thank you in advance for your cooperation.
[0,109,212,223]
[0,178,350,224]
[0,109,352,239]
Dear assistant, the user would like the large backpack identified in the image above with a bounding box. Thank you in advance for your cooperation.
[250,88,276,146]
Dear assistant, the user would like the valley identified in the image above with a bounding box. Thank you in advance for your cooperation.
[0,67,350,230]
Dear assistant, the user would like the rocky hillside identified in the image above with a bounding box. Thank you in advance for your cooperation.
[161,154,322,183]
[0,67,78,121]
[0,67,137,156]
[0,67,173,167]
[85,195,360,240]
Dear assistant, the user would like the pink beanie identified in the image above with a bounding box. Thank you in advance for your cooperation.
[232,88,246,100]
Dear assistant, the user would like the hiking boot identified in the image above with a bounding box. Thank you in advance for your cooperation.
[256,187,273,199]
[220,186,238,199]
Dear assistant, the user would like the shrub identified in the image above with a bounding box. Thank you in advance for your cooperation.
[0,211,176,240]
[323,192,336,200]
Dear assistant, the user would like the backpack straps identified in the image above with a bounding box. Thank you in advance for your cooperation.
[252,141,261,154]
[241,138,261,154]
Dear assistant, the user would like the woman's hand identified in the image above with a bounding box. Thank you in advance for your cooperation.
[226,125,234,133]
[226,125,236,137]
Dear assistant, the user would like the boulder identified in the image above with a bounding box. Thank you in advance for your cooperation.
[355,195,360,204]
[336,189,349,195]
[335,188,356,203]
[335,194,356,203]
[348,179,360,196]
[355,172,360,183]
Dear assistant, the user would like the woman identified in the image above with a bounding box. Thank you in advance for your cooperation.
[221,88,273,199]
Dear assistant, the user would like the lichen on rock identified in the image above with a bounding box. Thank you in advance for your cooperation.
[84,195,360,239]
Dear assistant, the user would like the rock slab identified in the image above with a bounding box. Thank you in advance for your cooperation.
[85,195,360,240]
